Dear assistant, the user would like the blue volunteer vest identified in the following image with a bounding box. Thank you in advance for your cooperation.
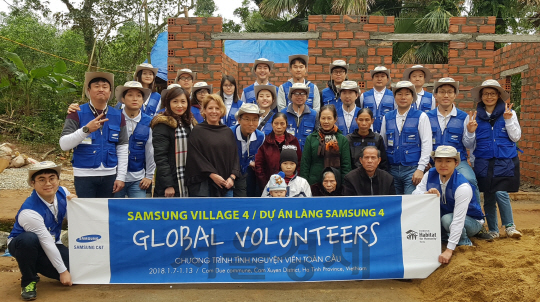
[128,113,152,173]
[322,87,340,107]
[143,92,161,117]
[474,105,518,160]
[222,100,243,127]
[191,106,204,123]
[231,125,265,174]
[72,104,122,169]
[281,107,317,150]
[385,109,422,166]
[282,80,316,109]
[336,105,361,136]
[243,83,279,104]
[412,91,434,112]
[426,168,484,220]
[427,108,468,162]
[362,89,395,133]
[9,189,67,241]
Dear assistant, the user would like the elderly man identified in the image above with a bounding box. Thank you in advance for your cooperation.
[342,146,395,196]
[59,72,128,198]
[413,145,485,264]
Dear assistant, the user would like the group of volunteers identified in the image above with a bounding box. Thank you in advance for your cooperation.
[7,54,523,300]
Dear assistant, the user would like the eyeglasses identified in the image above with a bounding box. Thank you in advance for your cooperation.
[196,90,209,95]
[482,92,499,98]
[223,84,235,88]
[437,90,455,96]
[34,176,59,186]
[332,70,346,75]
[241,118,259,124]
[292,92,307,96]
[178,77,192,81]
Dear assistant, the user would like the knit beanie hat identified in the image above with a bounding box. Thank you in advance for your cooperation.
[280,145,298,165]
[268,173,287,192]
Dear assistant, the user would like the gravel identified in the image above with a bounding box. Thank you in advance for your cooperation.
[0,167,74,190]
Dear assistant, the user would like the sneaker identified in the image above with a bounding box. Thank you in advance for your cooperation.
[21,281,37,300]
[505,225,522,238]
[475,227,498,240]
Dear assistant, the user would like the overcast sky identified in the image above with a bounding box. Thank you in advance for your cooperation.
[1,0,245,23]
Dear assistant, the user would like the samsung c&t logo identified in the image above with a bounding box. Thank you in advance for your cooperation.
[76,234,102,243]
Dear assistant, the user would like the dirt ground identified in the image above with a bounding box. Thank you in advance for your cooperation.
[1,179,540,302]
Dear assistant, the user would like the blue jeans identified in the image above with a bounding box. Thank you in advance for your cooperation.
[483,191,515,232]
[441,213,483,246]
[455,161,481,204]
[8,232,69,287]
[74,175,116,198]
[114,180,147,198]
[389,165,417,195]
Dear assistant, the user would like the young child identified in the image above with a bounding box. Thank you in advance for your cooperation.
[262,146,311,197]
[266,173,288,197]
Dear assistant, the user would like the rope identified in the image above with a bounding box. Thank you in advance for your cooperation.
[0,34,132,74]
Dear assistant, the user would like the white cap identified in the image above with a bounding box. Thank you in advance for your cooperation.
[402,65,432,82]
[115,81,152,104]
[392,81,417,103]
[287,82,310,100]
[431,145,461,165]
[470,79,509,103]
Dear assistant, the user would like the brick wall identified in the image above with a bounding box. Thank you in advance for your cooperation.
[222,52,238,85]
[494,43,540,185]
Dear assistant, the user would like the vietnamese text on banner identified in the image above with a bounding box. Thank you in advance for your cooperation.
[68,195,441,284]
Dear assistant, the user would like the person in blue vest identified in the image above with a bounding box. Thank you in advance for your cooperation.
[360,66,395,133]
[255,84,277,135]
[174,68,195,96]
[134,63,162,117]
[277,54,320,112]
[470,79,523,239]
[241,58,278,104]
[413,146,485,264]
[8,161,76,300]
[60,72,128,198]
[112,81,156,198]
[380,81,432,194]
[280,82,318,150]
[336,81,361,136]
[402,65,436,113]
[427,77,481,203]
[190,82,212,123]
[231,103,265,197]
[219,75,243,127]
[321,60,348,107]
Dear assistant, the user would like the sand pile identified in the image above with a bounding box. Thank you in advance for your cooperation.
[418,228,540,302]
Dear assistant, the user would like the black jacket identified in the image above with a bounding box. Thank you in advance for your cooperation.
[151,115,191,197]
[346,129,388,170]
[342,167,395,196]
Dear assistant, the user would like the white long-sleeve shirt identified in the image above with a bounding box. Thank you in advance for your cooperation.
[7,187,71,273]
[413,172,484,250]
[123,110,156,182]
[380,109,433,171]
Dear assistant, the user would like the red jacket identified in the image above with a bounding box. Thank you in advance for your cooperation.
[254,132,302,190]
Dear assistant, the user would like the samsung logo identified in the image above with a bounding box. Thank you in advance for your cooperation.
[76,234,102,243]
[408,135,416,139]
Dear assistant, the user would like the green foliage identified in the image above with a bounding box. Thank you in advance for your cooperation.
[511,74,521,119]
[195,0,217,17]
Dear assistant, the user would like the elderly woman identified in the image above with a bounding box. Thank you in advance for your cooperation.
[300,105,352,185]
[255,112,302,189]
[470,79,522,239]
[310,167,342,196]
[185,94,241,197]
[151,86,196,197]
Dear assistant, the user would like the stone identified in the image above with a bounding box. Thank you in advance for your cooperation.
[10,155,25,168]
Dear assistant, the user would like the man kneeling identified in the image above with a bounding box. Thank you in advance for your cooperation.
[7,161,75,300]
[412,146,485,264]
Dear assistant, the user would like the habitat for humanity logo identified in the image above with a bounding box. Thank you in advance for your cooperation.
[76,234,102,243]
[406,230,418,240]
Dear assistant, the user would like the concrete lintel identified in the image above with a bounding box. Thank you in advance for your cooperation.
[500,65,529,77]
[370,33,472,42]
[477,34,540,43]
[211,32,319,40]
